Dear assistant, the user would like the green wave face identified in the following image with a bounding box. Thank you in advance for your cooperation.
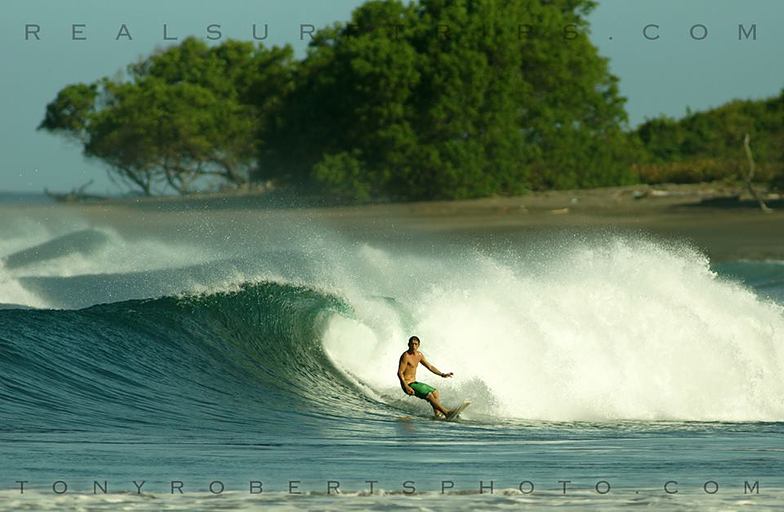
[0,282,386,435]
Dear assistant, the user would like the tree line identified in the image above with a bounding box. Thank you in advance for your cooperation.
[39,0,783,201]
[634,93,784,189]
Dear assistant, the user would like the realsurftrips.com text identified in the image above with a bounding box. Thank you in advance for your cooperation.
[21,23,760,42]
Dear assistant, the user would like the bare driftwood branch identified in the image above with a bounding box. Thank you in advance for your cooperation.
[742,133,772,213]
[44,179,104,202]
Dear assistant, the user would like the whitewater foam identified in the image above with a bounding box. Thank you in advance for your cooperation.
[323,238,784,422]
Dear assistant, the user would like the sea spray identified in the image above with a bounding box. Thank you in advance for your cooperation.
[0,226,224,308]
[323,238,784,422]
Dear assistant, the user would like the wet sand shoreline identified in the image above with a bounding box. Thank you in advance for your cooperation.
[35,183,784,262]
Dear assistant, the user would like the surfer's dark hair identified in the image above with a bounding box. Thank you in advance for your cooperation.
[408,336,420,344]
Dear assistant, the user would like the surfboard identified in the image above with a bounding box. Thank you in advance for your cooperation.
[444,400,471,421]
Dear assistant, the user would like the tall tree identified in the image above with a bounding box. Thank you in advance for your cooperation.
[40,38,294,195]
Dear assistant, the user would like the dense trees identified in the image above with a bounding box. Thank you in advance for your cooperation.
[256,0,639,200]
[39,0,782,200]
[634,92,784,187]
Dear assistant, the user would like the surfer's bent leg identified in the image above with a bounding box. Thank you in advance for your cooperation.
[426,390,449,418]
[410,382,449,417]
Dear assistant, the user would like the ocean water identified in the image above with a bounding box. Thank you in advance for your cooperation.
[1,203,783,510]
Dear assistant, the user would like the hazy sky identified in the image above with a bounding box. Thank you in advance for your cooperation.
[1,0,782,193]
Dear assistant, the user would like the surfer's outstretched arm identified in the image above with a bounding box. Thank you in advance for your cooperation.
[421,355,453,378]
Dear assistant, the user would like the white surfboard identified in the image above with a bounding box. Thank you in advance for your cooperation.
[444,400,471,421]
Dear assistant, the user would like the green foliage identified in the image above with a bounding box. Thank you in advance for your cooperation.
[257,0,639,201]
[39,37,294,195]
[313,150,372,201]
[258,0,422,195]
[636,91,784,188]
[39,83,98,141]
[85,78,258,193]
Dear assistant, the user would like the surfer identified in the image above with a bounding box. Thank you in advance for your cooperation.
[397,336,454,418]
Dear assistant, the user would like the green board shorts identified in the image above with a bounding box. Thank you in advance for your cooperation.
[409,381,436,399]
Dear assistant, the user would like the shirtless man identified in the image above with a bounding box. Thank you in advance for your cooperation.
[397,335,454,418]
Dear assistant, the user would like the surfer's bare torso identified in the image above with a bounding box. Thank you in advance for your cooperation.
[398,349,425,385]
